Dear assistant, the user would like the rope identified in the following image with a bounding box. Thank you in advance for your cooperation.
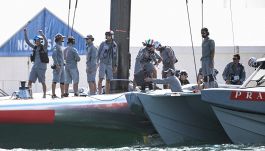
[229,0,236,54]
[185,0,198,82]
[85,93,126,101]
[71,0,78,36]
[202,0,204,28]
[67,0,71,37]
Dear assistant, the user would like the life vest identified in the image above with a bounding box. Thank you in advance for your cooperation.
[31,45,49,63]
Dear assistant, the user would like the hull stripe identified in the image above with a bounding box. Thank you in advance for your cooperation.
[0,110,55,124]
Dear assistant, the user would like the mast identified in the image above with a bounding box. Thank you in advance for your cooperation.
[110,0,131,93]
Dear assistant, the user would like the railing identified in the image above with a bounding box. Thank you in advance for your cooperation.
[0,80,20,96]
[0,88,9,96]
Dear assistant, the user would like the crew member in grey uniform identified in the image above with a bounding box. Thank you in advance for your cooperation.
[201,27,216,88]
[85,34,98,95]
[222,54,246,85]
[145,68,183,92]
[138,39,161,90]
[51,33,65,98]
[97,31,118,94]
[154,41,177,89]
[133,48,144,90]
[24,28,49,98]
[64,36,81,97]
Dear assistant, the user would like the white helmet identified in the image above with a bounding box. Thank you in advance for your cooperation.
[248,57,258,67]
[154,41,161,49]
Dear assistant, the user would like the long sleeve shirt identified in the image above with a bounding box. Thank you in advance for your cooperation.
[97,40,118,66]
[52,44,64,66]
[159,46,176,70]
[86,43,98,67]
[222,62,246,84]
[152,76,183,92]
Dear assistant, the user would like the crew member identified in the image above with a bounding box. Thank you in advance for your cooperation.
[64,36,80,97]
[222,54,246,85]
[24,28,49,98]
[201,27,216,88]
[85,34,98,95]
[154,41,177,88]
[51,33,65,98]
[145,68,183,92]
[179,70,190,85]
[97,30,118,94]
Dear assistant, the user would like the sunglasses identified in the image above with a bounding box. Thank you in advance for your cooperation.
[233,58,239,60]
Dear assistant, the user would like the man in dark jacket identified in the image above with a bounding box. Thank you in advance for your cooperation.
[24,28,48,98]
[222,54,246,85]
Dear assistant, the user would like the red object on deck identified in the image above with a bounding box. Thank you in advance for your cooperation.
[0,110,55,124]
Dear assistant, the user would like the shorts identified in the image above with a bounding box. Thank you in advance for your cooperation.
[98,62,113,80]
[86,66,97,82]
[29,67,46,83]
[201,59,214,76]
[65,67,79,84]
[52,67,65,83]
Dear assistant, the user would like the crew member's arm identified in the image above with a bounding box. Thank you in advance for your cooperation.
[240,65,246,84]
[97,42,104,64]
[210,40,215,68]
[154,52,162,65]
[39,30,48,51]
[52,47,59,65]
[112,42,118,73]
[75,49,81,62]
[222,64,230,84]
[145,77,168,85]
[23,28,35,48]
[168,48,176,65]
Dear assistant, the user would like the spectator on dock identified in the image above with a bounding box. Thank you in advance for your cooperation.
[51,33,66,98]
[85,34,98,95]
[24,28,49,98]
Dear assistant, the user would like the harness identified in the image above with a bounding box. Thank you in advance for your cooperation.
[31,45,49,63]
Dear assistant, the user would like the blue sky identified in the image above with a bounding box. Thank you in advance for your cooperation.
[0,0,265,46]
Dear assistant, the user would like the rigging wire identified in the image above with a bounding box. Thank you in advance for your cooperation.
[185,0,198,82]
[71,0,78,36]
[202,0,204,28]
[229,0,236,54]
[67,0,71,37]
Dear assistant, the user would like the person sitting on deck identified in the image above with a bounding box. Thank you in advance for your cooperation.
[222,54,246,85]
[145,68,183,92]
[179,70,190,86]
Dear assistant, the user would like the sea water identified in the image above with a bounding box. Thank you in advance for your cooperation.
[2,144,265,150]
